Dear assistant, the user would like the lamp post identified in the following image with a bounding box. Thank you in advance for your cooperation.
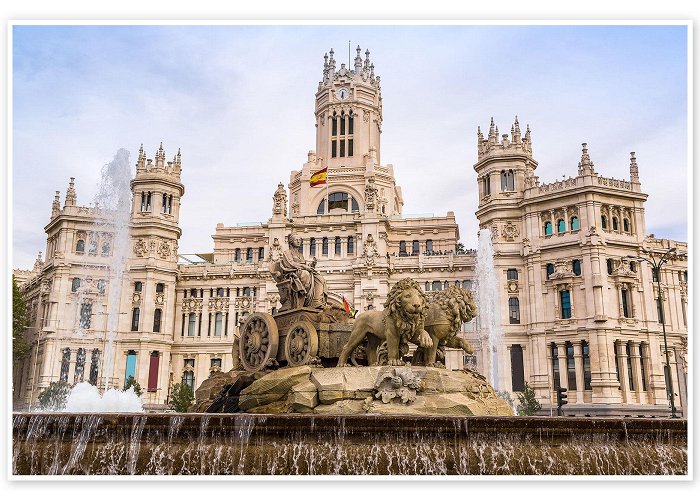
[628,247,685,418]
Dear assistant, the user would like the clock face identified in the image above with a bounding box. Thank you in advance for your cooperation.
[336,87,350,100]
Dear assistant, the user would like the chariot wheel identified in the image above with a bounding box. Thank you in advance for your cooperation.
[239,312,279,372]
[284,321,319,366]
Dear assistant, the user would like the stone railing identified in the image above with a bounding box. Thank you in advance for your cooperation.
[537,177,578,194]
[597,176,632,190]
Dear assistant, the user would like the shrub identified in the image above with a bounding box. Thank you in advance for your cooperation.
[516,382,542,416]
[123,375,143,396]
[169,382,194,412]
[37,381,72,411]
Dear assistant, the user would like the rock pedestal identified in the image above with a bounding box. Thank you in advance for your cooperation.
[229,365,513,416]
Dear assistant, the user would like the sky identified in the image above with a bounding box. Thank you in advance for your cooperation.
[10,23,689,270]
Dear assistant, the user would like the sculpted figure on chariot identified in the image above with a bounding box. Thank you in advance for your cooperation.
[270,232,327,310]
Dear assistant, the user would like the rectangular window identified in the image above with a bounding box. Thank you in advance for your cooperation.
[582,341,592,390]
[508,297,520,324]
[348,114,354,134]
[335,237,342,256]
[560,290,571,319]
[625,343,635,391]
[639,344,647,392]
[510,344,525,392]
[412,240,419,255]
[332,117,337,136]
[621,289,630,318]
[188,313,196,336]
[79,302,92,329]
[566,342,577,390]
[131,307,140,331]
[148,352,159,392]
[211,358,222,370]
[656,297,663,323]
[348,139,353,157]
[331,140,337,158]
[347,237,354,254]
[340,115,345,135]
[506,268,518,280]
[339,140,345,157]
[215,312,223,337]
[125,351,137,385]
[153,308,162,333]
[613,342,620,382]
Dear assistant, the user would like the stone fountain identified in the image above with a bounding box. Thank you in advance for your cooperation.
[12,231,688,476]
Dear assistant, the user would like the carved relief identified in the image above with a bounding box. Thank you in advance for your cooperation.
[157,241,171,259]
[361,234,380,268]
[134,239,148,257]
[208,297,230,312]
[272,183,288,218]
[363,109,370,123]
[269,237,282,262]
[364,177,378,212]
[502,222,519,242]
[181,298,203,313]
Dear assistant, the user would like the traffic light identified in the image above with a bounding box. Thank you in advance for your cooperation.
[556,387,568,415]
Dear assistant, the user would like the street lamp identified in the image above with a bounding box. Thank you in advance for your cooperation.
[627,247,685,418]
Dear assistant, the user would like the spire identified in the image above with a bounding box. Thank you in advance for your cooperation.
[523,124,532,154]
[364,48,370,69]
[328,48,336,79]
[630,151,639,182]
[354,45,362,74]
[156,142,166,169]
[51,190,61,218]
[65,177,76,206]
[488,117,496,140]
[512,116,521,143]
[136,143,146,170]
[32,251,43,273]
[578,142,596,176]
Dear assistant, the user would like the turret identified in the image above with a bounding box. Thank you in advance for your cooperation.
[577,143,596,176]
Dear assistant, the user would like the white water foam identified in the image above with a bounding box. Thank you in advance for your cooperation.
[64,382,143,413]
[475,228,502,390]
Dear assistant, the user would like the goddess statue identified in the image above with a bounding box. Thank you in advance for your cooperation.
[270,232,327,311]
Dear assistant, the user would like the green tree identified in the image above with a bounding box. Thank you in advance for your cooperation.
[169,382,194,412]
[124,375,143,396]
[516,382,542,416]
[37,381,72,411]
[496,389,515,410]
[12,277,31,362]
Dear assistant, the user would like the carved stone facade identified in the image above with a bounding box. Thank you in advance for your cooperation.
[474,120,688,417]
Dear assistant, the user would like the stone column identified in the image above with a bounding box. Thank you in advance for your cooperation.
[615,339,631,403]
[573,340,585,403]
[556,341,568,390]
[629,340,644,404]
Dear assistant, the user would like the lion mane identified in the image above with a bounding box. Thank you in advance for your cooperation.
[383,277,429,341]
[429,286,476,330]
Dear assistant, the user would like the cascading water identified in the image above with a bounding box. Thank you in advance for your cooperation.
[92,148,133,393]
[475,228,502,390]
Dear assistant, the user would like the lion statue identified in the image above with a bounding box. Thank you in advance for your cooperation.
[337,278,433,366]
[412,286,477,367]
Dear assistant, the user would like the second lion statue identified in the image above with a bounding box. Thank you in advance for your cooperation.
[337,278,433,366]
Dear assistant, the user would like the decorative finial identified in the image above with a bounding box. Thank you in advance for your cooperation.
[630,151,639,182]
[578,142,595,175]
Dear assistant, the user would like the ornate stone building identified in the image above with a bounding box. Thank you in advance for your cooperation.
[473,119,688,416]
[13,47,687,417]
[13,46,475,411]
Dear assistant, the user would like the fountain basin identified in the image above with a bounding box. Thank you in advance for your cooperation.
[12,413,686,475]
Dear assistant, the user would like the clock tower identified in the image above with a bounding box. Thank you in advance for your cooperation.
[314,46,383,169]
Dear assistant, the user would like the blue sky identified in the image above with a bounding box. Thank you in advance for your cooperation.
[11,24,688,269]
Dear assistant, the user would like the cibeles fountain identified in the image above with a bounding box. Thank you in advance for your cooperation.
[12,154,687,476]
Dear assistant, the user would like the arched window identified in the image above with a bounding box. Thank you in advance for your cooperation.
[153,308,162,332]
[557,219,566,233]
[412,240,419,255]
[75,239,85,253]
[431,281,442,291]
[79,302,92,329]
[612,217,619,231]
[347,236,354,255]
[328,192,349,211]
[399,240,407,256]
[182,360,195,390]
[501,169,515,191]
[216,287,225,297]
[162,193,168,213]
[101,241,110,255]
[89,240,97,254]
[582,341,592,390]
[508,297,520,324]
[483,175,491,196]
[572,259,582,276]
[546,263,555,278]
[71,277,81,292]
[623,219,630,232]
[335,236,342,255]
[322,237,329,256]
[570,216,580,231]
[544,221,553,236]
[310,238,316,256]
[131,307,140,331]
[601,215,607,229]
[97,279,106,294]
[351,197,359,212]
[187,313,196,336]
[606,259,613,275]
[317,198,326,214]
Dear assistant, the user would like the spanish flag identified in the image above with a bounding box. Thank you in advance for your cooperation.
[342,296,357,318]
[310,167,327,187]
